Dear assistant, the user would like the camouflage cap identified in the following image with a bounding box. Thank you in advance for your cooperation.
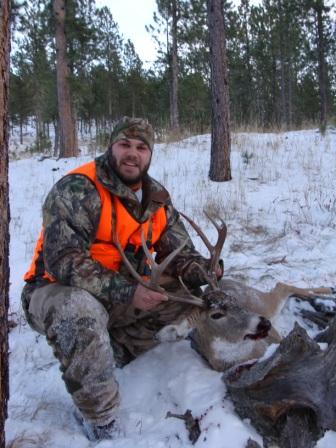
[109,117,154,152]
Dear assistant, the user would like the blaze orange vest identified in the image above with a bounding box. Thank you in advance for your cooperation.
[24,161,167,282]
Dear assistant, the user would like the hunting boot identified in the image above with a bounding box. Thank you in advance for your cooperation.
[74,408,121,442]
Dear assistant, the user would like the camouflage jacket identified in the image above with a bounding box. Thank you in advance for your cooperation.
[35,152,210,308]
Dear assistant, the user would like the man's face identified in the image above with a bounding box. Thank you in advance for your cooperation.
[109,138,152,186]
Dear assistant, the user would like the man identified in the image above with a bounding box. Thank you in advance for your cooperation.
[22,117,220,441]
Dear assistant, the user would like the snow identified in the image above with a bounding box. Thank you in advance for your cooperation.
[6,129,336,447]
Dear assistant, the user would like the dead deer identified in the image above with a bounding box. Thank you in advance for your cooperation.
[115,212,336,372]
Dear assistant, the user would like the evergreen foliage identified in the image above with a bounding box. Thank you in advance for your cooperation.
[9,0,336,149]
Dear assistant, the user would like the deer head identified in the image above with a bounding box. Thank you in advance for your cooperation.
[115,212,272,372]
[179,212,272,371]
[188,293,271,370]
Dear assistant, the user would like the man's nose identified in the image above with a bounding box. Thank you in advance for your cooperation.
[124,146,138,157]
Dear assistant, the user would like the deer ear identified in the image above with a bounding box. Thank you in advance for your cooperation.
[217,259,224,279]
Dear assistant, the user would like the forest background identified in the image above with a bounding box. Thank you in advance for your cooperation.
[9,0,336,156]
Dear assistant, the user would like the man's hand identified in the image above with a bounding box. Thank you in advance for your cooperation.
[132,284,168,311]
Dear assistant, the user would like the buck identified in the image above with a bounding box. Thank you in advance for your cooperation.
[116,211,335,372]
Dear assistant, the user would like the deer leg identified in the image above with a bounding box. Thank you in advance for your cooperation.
[253,283,297,319]
[278,285,336,317]
[287,285,335,300]
[267,283,330,300]
[262,283,336,318]
[263,283,336,328]
[266,283,335,299]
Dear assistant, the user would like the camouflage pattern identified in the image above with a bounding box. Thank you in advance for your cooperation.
[27,284,120,426]
[109,116,155,151]
[22,148,212,428]
[23,150,210,313]
[26,282,199,425]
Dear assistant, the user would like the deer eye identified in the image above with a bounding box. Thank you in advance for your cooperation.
[210,312,226,320]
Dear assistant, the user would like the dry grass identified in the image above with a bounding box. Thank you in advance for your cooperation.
[157,124,211,145]
[232,119,322,134]
[159,128,191,144]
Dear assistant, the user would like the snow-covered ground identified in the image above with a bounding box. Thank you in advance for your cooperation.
[6,129,336,447]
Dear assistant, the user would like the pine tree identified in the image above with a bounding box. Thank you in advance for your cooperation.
[8,0,336,139]
[0,0,10,446]
[123,40,144,118]
[9,68,32,144]
[169,0,179,132]
[94,6,124,130]
[11,1,56,151]
[307,0,330,131]
[207,0,231,181]
[150,0,181,132]
[54,0,78,157]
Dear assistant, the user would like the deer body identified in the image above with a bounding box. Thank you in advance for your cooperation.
[218,279,333,319]
[156,278,335,371]
[117,211,335,372]
[116,212,336,447]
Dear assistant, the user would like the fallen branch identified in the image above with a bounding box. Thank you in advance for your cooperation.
[166,409,201,444]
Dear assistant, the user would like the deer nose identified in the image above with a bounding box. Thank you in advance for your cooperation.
[257,317,271,335]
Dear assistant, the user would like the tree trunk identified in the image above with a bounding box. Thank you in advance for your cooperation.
[53,0,78,158]
[19,119,23,145]
[207,0,232,181]
[132,90,136,118]
[170,0,179,133]
[53,119,59,157]
[0,1,10,446]
[287,64,293,128]
[277,0,289,129]
[241,0,253,124]
[315,0,327,131]
[108,72,112,125]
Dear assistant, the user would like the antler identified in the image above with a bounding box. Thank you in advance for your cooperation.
[114,231,205,308]
[180,211,227,289]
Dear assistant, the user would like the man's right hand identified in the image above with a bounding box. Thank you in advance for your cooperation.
[132,284,168,311]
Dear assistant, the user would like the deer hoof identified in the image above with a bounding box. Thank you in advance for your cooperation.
[311,298,336,314]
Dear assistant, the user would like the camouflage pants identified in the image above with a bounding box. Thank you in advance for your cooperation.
[25,283,191,426]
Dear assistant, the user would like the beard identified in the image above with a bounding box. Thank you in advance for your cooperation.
[108,152,151,186]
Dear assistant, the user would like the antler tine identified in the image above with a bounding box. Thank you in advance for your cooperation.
[139,231,154,262]
[177,276,206,308]
[115,229,206,307]
[140,231,189,287]
[180,211,227,277]
[203,211,227,274]
[179,212,213,253]
[193,263,218,290]
[203,210,226,232]
[114,234,157,290]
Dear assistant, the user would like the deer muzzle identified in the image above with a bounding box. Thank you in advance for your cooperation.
[244,316,271,340]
